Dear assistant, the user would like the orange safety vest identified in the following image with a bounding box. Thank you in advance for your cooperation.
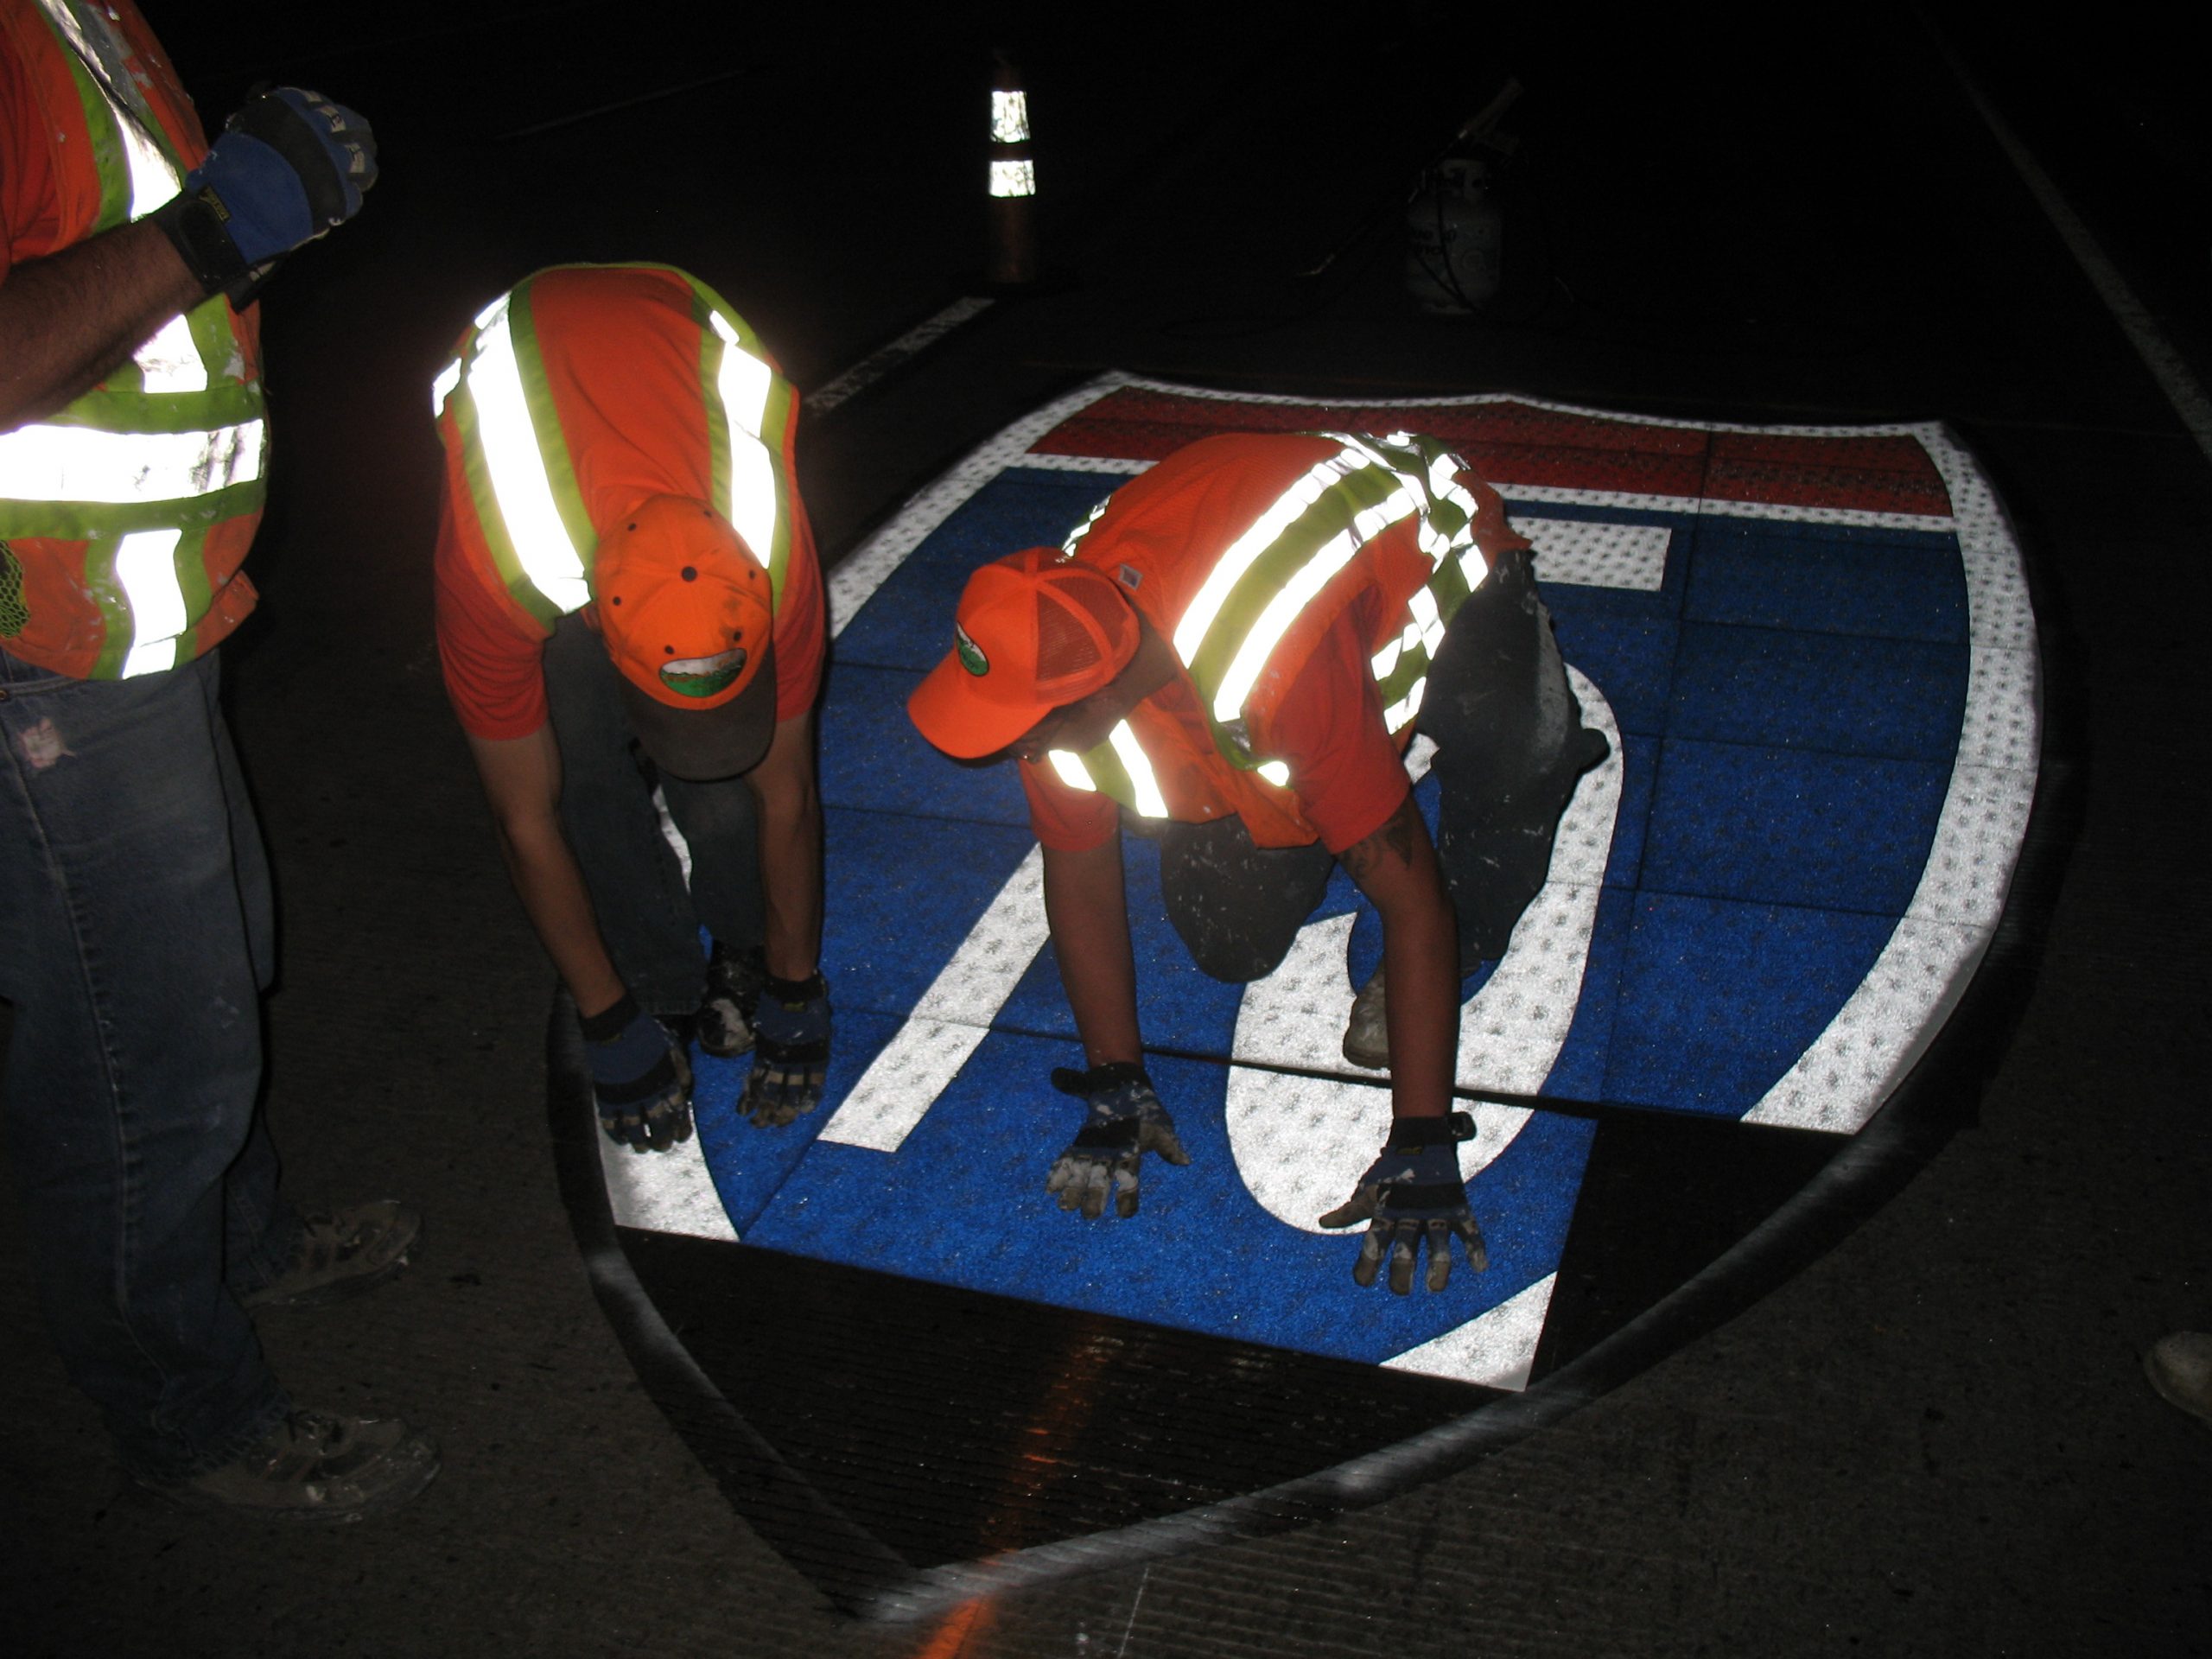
[0,0,267,680]
[430,264,801,643]
[1048,432,1529,849]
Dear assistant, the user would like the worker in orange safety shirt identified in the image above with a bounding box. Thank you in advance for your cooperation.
[908,430,1608,1294]
[431,264,830,1154]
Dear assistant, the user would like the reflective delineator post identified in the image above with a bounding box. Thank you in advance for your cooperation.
[986,50,1039,288]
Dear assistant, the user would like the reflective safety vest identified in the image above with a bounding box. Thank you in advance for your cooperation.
[0,0,267,680]
[429,264,799,634]
[1042,431,1510,840]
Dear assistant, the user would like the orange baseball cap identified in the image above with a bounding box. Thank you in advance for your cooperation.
[594,494,778,781]
[907,546,1140,760]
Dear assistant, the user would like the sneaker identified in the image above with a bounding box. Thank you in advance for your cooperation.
[144,1410,439,1522]
[1343,967,1389,1071]
[698,941,764,1059]
[239,1201,420,1311]
[2145,1332,2212,1426]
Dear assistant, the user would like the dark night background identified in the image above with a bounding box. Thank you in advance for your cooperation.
[3,4,2208,1653]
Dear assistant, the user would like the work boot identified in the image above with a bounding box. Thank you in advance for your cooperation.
[1343,967,1389,1071]
[143,1410,440,1522]
[697,941,764,1059]
[239,1200,420,1311]
[2145,1332,2212,1426]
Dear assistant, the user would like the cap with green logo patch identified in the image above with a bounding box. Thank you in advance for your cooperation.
[594,494,779,781]
[907,545,1138,760]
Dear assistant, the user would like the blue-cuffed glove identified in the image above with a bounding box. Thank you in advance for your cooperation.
[743,972,830,1127]
[152,88,376,294]
[580,994,693,1154]
[1318,1111,1487,1293]
[1045,1062,1192,1219]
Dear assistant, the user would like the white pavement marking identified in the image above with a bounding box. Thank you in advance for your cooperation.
[601,1127,738,1242]
[821,847,1051,1151]
[1518,516,1670,589]
[803,297,997,418]
[1745,424,2039,1128]
[1384,1273,1558,1389]
[1224,669,1622,1233]
[1937,29,2212,468]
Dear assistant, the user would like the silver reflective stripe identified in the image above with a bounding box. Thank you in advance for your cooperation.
[115,527,184,677]
[1046,750,1095,791]
[429,358,463,419]
[464,293,590,613]
[37,1,206,393]
[705,312,780,563]
[1173,445,1374,664]
[0,417,263,503]
[1108,721,1168,817]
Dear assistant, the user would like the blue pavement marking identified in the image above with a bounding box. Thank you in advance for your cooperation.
[622,383,2032,1388]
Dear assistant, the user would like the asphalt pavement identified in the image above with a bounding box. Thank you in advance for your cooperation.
[3,6,2208,1655]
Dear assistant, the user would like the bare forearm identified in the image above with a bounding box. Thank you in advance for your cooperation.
[1042,838,1144,1068]
[0,219,206,430]
[1340,796,1458,1119]
[490,811,628,1020]
[751,771,823,982]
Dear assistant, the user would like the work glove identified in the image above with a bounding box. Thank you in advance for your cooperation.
[696,940,763,1060]
[1045,1062,1192,1219]
[152,88,377,296]
[744,971,830,1127]
[1318,1111,1487,1294]
[579,993,694,1154]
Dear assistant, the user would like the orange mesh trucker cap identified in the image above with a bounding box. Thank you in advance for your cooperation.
[907,546,1140,760]
[594,495,778,780]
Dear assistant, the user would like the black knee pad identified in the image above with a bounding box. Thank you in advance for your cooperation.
[1158,818,1335,982]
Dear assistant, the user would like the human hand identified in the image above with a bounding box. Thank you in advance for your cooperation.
[744,972,830,1127]
[582,996,693,1154]
[1044,1062,1192,1219]
[1318,1111,1486,1293]
[154,89,375,292]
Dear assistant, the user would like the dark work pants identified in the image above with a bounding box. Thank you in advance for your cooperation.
[541,614,765,1019]
[1160,549,1607,982]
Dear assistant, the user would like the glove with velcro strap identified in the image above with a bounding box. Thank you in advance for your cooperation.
[1044,1061,1192,1220]
[152,87,376,298]
[1317,1109,1487,1294]
[580,992,693,1154]
[743,970,830,1127]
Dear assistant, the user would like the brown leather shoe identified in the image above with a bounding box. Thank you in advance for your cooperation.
[239,1201,420,1311]
[144,1410,440,1522]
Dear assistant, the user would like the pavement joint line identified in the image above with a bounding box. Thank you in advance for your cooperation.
[492,66,753,143]
[803,297,999,419]
[1934,26,2212,470]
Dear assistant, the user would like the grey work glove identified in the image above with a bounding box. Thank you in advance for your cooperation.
[1318,1110,1487,1293]
[1045,1062,1192,1219]
[743,971,830,1127]
[580,994,694,1154]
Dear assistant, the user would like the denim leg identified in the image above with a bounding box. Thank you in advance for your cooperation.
[660,770,763,957]
[1157,817,1337,983]
[541,615,708,1017]
[1421,549,1611,963]
[0,647,289,1480]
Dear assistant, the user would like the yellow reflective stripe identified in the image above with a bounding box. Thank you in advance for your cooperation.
[1108,721,1169,817]
[705,312,781,566]
[463,293,590,614]
[1173,446,1373,665]
[114,526,184,677]
[1209,479,1421,725]
[0,418,264,504]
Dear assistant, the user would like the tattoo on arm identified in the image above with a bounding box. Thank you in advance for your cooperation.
[1339,794,1423,884]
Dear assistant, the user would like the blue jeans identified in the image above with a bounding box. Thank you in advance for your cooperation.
[541,614,763,1018]
[0,645,298,1481]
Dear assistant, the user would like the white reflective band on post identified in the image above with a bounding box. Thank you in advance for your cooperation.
[115,526,184,678]
[430,359,462,418]
[990,90,1030,143]
[0,416,263,503]
[988,159,1036,198]
[707,315,780,562]
[464,297,589,613]
[1108,721,1169,817]
[1047,750,1096,791]
[1174,447,1371,664]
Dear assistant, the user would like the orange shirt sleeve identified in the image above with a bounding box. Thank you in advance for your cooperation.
[770,486,825,721]
[1019,758,1122,852]
[432,484,553,741]
[1254,607,1412,856]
